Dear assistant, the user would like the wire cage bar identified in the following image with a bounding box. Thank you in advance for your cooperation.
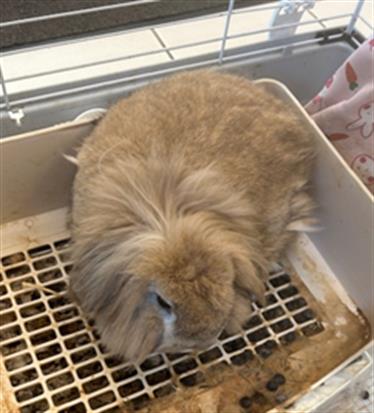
[346,0,366,33]
[0,0,371,129]
[219,0,236,63]
[0,0,160,28]
[0,65,11,112]
[3,11,356,86]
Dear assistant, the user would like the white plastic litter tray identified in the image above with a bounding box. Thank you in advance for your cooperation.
[1,78,372,413]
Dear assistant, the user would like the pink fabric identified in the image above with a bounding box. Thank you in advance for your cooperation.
[305,37,374,193]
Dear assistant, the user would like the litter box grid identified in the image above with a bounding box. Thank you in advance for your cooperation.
[0,237,323,412]
[0,239,126,413]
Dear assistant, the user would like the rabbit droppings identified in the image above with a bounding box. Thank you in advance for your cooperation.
[70,70,315,362]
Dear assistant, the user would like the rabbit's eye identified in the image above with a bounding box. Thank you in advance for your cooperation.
[156,294,172,312]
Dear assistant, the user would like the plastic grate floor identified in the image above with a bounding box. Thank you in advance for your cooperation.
[0,237,325,413]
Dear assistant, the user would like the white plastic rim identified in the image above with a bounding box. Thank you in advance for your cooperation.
[74,108,107,122]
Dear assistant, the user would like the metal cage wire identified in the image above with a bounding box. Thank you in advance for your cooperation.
[0,0,370,124]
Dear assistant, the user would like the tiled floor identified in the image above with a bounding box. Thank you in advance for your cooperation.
[0,30,170,95]
[0,0,372,96]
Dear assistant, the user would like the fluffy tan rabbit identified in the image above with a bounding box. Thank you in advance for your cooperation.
[70,70,315,362]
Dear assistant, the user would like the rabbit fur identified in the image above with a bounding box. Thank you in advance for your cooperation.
[70,70,315,362]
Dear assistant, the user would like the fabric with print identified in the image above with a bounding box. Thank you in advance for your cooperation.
[305,37,374,193]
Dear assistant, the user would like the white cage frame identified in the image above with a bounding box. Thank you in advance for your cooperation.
[0,0,371,124]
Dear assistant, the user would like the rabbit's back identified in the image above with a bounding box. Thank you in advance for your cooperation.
[74,70,315,259]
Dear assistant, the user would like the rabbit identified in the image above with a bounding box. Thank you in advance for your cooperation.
[69,69,315,362]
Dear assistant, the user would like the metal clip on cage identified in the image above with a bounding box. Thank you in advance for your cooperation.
[0,66,24,126]
[268,0,315,40]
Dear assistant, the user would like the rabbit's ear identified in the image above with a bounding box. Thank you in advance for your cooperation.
[232,253,266,307]
[69,236,138,317]
[69,234,164,362]
[225,253,266,334]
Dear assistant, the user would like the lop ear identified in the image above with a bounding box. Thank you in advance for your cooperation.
[68,237,137,317]
[225,253,267,334]
[69,232,165,362]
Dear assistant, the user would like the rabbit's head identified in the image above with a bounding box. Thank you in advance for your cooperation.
[131,215,267,354]
[70,158,266,362]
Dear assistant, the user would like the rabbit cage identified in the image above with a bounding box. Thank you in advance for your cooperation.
[0,1,373,412]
